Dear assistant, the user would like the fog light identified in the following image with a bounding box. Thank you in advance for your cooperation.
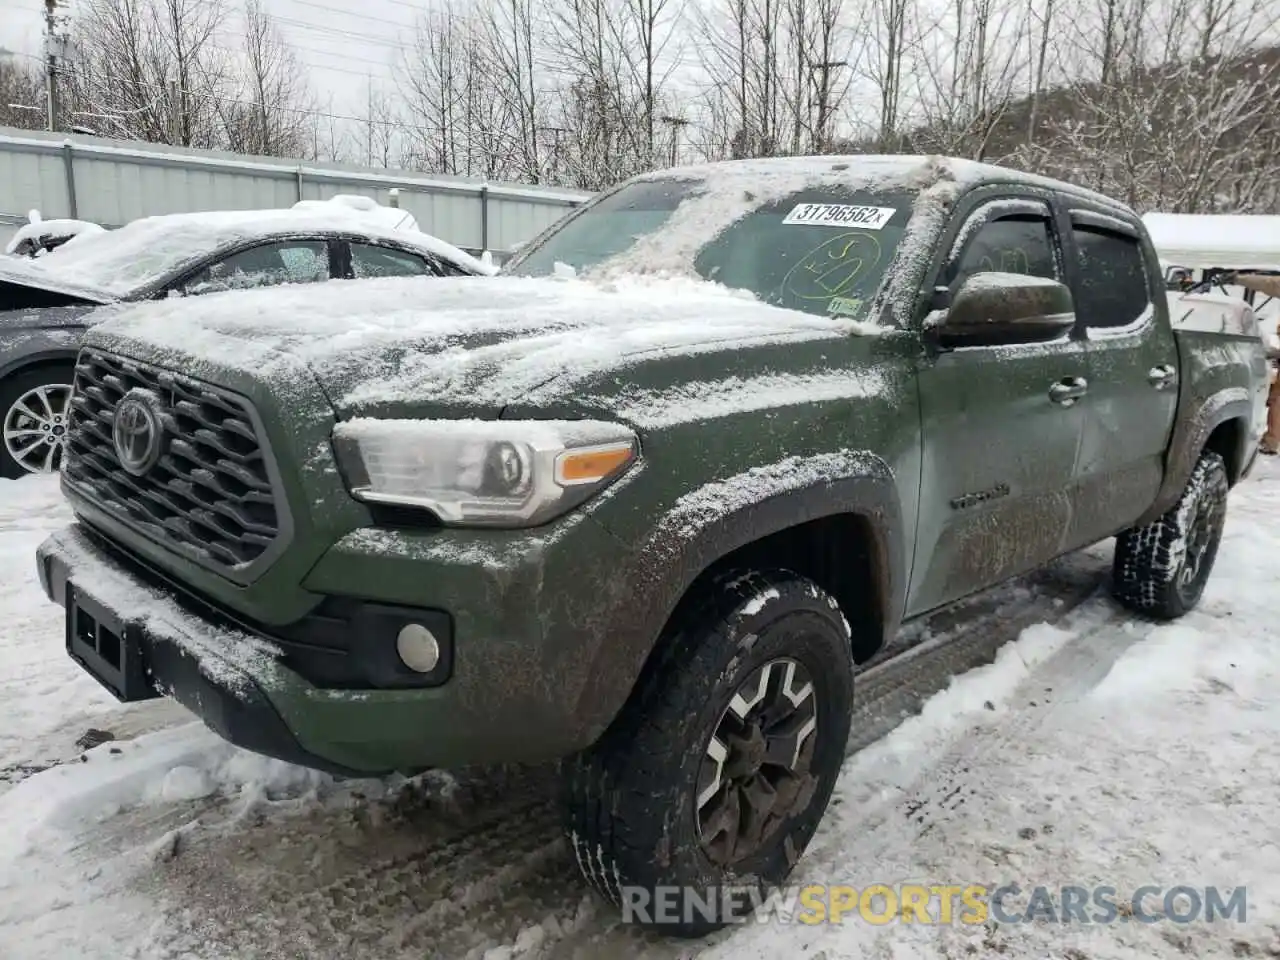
[396,623,441,673]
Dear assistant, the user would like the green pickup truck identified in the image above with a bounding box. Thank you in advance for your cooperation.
[36,155,1269,933]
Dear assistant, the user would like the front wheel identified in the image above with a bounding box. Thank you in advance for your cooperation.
[1112,449,1230,620]
[560,570,854,937]
[0,366,76,479]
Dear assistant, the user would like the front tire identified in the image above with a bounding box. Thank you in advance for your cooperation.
[1112,449,1230,620]
[561,570,854,937]
[0,366,76,479]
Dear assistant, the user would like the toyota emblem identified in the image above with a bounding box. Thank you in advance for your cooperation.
[112,391,166,476]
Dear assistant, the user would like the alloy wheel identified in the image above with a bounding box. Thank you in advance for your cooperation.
[1178,476,1226,595]
[3,384,73,474]
[695,657,820,866]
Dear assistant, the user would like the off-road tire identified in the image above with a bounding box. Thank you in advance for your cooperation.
[560,569,854,937]
[1112,449,1230,620]
[0,365,76,479]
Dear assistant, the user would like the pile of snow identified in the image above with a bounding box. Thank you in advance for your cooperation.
[291,194,420,234]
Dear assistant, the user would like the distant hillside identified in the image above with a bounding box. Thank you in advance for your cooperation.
[867,45,1280,214]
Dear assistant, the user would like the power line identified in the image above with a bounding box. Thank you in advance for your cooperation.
[268,15,416,54]
[11,22,404,77]
[50,63,415,129]
[289,0,419,33]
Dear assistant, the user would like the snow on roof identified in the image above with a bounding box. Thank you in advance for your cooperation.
[1143,212,1280,271]
[3,218,105,256]
[16,205,493,298]
[639,154,1135,215]
[292,195,420,233]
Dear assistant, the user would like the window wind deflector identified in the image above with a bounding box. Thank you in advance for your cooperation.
[1069,209,1140,238]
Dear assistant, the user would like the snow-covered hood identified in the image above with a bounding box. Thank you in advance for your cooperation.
[84,274,862,418]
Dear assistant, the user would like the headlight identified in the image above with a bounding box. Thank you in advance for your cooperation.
[332,418,639,527]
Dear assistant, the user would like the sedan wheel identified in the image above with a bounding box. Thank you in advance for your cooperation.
[2,381,73,477]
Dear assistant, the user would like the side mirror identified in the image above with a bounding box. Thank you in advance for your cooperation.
[932,273,1076,349]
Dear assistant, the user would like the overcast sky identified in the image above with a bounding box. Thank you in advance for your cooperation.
[0,0,411,122]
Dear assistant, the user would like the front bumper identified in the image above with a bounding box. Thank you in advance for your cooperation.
[37,518,632,776]
[38,524,368,776]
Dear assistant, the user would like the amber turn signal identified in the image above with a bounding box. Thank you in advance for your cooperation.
[554,442,636,486]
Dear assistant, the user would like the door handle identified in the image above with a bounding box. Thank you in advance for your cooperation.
[1148,364,1177,389]
[1049,377,1088,405]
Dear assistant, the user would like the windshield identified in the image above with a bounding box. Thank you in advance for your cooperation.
[507,177,916,320]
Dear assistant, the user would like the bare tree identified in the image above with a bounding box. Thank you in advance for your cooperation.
[862,0,913,148]
[400,5,472,174]
[1024,0,1057,146]
[908,0,1031,158]
[695,0,797,159]
[304,93,354,163]
[477,0,544,181]
[0,55,45,130]
[216,0,312,157]
[624,0,686,163]
[60,0,313,156]
[399,2,527,180]
[361,81,401,168]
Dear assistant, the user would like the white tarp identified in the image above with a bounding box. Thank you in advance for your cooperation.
[1143,212,1280,272]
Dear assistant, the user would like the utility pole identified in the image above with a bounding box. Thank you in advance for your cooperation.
[660,115,689,168]
[44,0,60,132]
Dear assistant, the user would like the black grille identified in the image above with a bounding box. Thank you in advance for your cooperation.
[64,349,284,571]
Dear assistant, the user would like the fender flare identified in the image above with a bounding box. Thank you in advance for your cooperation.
[1137,387,1252,526]
[571,453,905,738]
[0,347,80,384]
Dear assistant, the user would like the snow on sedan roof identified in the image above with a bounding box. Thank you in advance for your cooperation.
[15,205,493,298]
[1143,212,1280,271]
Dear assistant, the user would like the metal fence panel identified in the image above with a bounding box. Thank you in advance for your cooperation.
[0,125,591,255]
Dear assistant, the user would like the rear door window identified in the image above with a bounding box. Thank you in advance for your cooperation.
[1071,225,1151,328]
[349,243,434,279]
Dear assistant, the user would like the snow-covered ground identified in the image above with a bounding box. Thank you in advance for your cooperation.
[0,463,1277,959]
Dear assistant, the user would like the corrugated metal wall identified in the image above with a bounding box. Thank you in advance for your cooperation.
[0,126,593,254]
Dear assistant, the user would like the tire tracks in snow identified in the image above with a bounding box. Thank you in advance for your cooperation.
[129,548,1117,960]
[543,551,1119,960]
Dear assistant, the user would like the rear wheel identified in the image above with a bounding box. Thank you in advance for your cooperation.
[0,366,75,479]
[561,570,854,936]
[1111,449,1230,620]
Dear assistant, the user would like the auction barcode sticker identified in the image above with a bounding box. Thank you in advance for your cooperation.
[782,204,896,229]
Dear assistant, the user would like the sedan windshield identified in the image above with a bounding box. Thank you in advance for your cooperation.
[506,175,916,320]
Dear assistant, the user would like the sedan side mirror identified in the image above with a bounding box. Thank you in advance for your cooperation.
[932,273,1076,349]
